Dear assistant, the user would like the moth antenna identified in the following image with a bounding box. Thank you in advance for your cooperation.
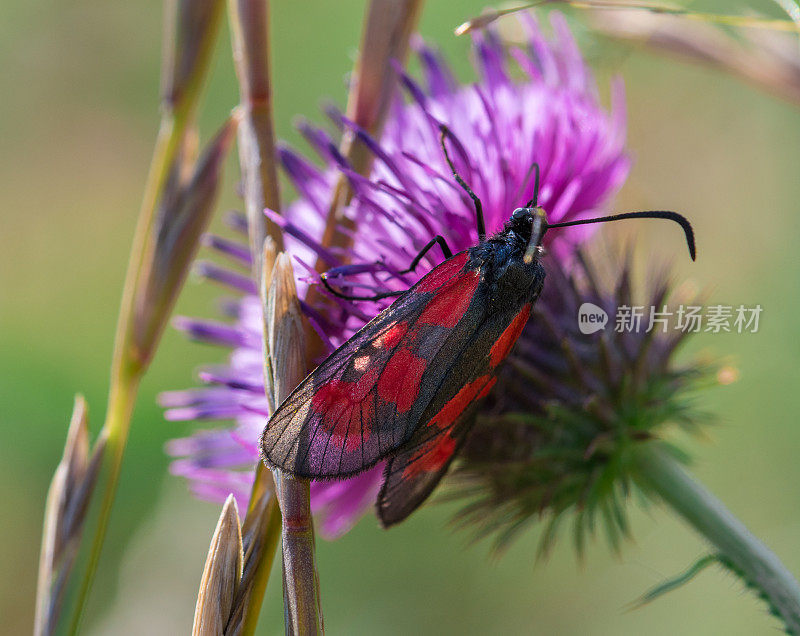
[547,210,696,261]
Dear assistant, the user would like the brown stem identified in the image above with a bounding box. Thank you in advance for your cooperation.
[277,477,323,635]
[306,0,424,364]
[227,2,296,633]
[317,0,424,257]
[229,0,285,284]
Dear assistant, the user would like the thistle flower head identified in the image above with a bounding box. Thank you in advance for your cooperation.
[162,14,631,538]
[278,13,628,312]
[450,249,714,556]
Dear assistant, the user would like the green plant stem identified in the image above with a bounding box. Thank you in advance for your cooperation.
[61,112,188,636]
[277,476,323,635]
[634,443,800,632]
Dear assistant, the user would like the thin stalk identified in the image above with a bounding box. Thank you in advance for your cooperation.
[455,0,800,36]
[235,464,282,636]
[62,110,186,636]
[315,0,423,260]
[633,443,800,633]
[227,1,289,632]
[59,0,226,626]
[262,253,321,634]
[275,477,323,635]
[228,0,285,282]
[262,5,425,626]
[591,10,800,107]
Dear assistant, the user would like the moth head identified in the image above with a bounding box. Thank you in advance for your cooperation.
[509,206,548,263]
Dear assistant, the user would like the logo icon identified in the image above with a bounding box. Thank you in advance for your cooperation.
[578,302,608,334]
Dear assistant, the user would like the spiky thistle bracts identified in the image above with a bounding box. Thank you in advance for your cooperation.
[448,249,715,556]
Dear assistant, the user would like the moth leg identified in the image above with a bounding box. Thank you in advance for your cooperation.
[320,235,453,303]
[320,273,405,302]
[398,235,453,274]
[439,124,486,241]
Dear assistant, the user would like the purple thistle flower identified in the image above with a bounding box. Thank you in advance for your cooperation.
[162,13,629,538]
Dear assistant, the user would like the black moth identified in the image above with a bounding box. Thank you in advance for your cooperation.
[260,125,696,526]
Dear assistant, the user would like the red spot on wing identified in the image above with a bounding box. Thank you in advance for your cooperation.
[311,366,380,452]
[428,375,497,431]
[374,322,408,349]
[476,378,495,400]
[401,375,496,479]
[418,269,480,328]
[415,251,468,293]
[403,432,457,479]
[489,304,532,367]
[377,348,427,413]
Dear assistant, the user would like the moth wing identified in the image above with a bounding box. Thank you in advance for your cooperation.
[378,301,535,526]
[260,251,481,478]
[377,375,493,527]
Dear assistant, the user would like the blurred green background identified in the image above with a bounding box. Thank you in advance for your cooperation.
[3,1,800,634]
